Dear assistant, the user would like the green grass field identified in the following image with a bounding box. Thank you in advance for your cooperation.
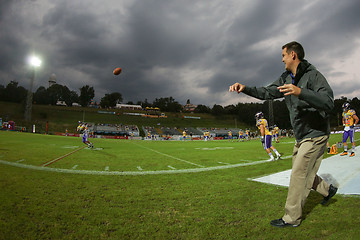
[0,131,359,239]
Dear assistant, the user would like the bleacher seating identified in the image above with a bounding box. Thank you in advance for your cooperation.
[182,127,203,135]
[160,127,180,135]
[94,123,139,136]
[143,126,157,136]
[141,126,260,139]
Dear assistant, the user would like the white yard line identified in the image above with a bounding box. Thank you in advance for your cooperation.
[41,146,86,167]
[131,142,204,168]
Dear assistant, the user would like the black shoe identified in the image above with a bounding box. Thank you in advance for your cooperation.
[321,184,338,205]
[270,218,299,228]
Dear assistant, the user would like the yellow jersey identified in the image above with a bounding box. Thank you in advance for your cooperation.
[256,119,271,136]
[343,110,356,127]
[77,124,87,133]
[274,126,279,134]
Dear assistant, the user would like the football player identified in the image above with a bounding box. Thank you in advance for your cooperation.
[255,112,281,161]
[245,129,250,141]
[238,129,244,142]
[183,130,187,141]
[77,121,94,148]
[228,130,233,142]
[340,102,359,157]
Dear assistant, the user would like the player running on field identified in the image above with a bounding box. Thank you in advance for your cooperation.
[255,112,281,161]
[340,102,359,157]
[77,122,94,149]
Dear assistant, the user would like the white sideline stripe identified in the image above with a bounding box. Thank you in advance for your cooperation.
[168,165,176,170]
[0,158,273,176]
[131,142,204,168]
[72,165,78,169]
[16,159,25,163]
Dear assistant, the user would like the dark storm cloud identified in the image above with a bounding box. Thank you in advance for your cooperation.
[0,0,359,107]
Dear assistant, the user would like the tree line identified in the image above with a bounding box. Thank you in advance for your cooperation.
[0,81,358,129]
[0,81,117,108]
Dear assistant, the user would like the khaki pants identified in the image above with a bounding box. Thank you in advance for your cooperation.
[282,135,330,225]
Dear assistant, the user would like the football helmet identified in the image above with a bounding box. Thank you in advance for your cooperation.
[342,102,350,112]
[255,112,264,120]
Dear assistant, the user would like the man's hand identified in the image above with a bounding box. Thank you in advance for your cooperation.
[277,84,301,96]
[261,136,265,144]
[229,83,245,93]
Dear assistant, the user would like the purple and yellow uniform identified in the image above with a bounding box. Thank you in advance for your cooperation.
[204,131,210,141]
[256,118,272,150]
[239,130,243,139]
[342,109,357,143]
[77,123,93,148]
[274,126,279,136]
[77,123,89,143]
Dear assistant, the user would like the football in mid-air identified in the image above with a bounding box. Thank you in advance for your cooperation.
[113,67,122,75]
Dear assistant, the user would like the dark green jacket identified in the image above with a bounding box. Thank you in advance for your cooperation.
[243,60,334,142]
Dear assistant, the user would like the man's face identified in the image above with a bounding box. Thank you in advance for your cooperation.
[282,48,293,72]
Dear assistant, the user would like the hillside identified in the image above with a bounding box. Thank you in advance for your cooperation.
[0,101,250,136]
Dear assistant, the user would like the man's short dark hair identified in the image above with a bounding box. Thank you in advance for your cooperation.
[282,41,305,61]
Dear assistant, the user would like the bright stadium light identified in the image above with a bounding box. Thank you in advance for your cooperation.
[29,55,42,67]
[25,55,42,122]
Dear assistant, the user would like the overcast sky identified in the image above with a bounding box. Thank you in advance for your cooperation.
[0,0,359,106]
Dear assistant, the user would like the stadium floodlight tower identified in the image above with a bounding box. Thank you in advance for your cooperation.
[24,55,42,121]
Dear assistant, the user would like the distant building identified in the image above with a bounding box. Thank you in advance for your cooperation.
[183,103,197,112]
[56,100,66,106]
[49,73,56,87]
[115,104,142,110]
